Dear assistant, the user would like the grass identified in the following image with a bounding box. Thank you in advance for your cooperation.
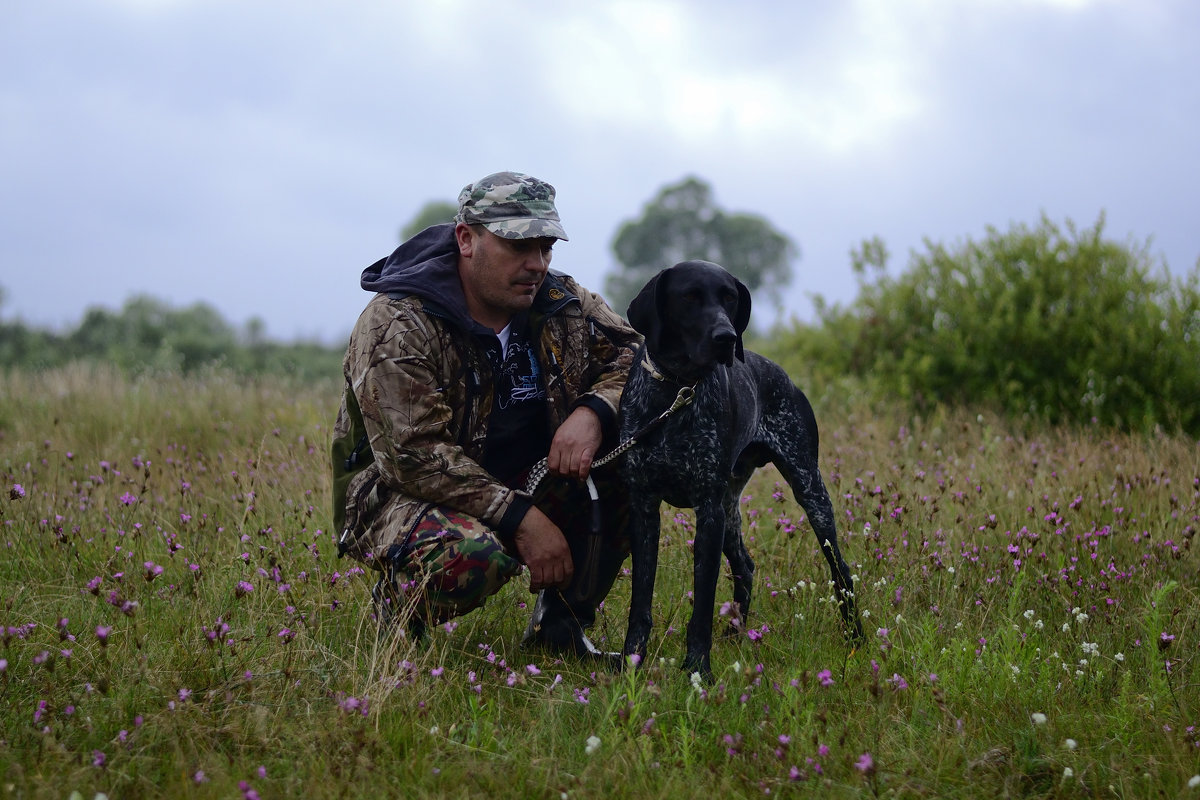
[0,363,1197,798]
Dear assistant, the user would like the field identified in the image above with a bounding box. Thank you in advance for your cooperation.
[1,365,1197,798]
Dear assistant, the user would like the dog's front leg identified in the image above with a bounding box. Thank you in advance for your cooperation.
[684,497,727,680]
[622,495,662,667]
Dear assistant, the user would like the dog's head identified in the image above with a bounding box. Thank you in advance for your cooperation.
[626,260,751,374]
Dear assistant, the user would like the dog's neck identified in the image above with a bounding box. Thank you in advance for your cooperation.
[640,350,700,386]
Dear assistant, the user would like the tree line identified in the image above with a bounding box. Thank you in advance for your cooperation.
[3,177,1198,435]
[0,293,342,383]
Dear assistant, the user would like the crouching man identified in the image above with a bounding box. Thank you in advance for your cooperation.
[331,171,639,657]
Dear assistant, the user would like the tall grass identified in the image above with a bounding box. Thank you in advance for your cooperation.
[1,365,1197,798]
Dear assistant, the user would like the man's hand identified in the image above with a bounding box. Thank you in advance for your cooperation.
[513,506,573,592]
[547,406,603,481]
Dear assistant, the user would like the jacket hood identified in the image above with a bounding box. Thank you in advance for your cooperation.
[359,223,481,330]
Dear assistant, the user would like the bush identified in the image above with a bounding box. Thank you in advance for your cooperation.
[764,214,1200,435]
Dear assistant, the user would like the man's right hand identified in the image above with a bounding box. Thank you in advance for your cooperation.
[513,506,573,592]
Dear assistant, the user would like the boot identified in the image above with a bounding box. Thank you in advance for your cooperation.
[521,589,619,664]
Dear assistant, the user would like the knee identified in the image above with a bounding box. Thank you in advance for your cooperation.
[425,539,521,613]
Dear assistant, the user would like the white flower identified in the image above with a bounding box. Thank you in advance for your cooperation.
[1031,712,1048,726]
[1062,622,1071,633]
[585,735,601,755]
[1114,652,1125,662]
[1034,620,1044,630]
[690,672,704,691]
[1188,774,1200,789]
[1063,767,1074,779]
[1024,609,1036,620]
[1082,641,1099,656]
[1076,612,1089,624]
[1064,738,1077,750]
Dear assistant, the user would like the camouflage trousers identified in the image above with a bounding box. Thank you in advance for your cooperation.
[372,469,629,633]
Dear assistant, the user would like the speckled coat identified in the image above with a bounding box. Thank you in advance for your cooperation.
[332,253,639,566]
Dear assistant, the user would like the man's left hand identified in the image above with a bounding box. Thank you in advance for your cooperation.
[547,406,603,481]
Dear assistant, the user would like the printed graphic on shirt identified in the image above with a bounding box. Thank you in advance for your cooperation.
[497,339,547,409]
[481,318,550,485]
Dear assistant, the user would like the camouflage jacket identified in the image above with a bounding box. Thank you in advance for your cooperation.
[331,226,639,565]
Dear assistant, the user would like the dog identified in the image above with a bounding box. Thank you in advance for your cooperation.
[618,260,863,678]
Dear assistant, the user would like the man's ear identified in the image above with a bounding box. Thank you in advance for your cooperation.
[733,277,751,361]
[626,267,670,355]
[454,222,476,257]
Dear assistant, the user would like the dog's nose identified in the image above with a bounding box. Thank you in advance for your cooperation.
[712,329,736,347]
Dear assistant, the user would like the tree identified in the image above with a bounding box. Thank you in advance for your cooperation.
[401,200,458,241]
[605,176,797,316]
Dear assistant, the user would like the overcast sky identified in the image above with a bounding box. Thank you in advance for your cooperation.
[2,0,1197,344]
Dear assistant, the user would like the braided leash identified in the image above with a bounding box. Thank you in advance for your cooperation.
[523,383,696,497]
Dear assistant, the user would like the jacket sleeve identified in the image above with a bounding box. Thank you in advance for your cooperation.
[563,278,642,441]
[346,295,530,537]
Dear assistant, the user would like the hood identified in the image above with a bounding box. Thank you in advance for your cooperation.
[359,223,481,330]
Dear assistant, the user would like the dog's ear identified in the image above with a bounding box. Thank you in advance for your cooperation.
[733,277,751,361]
[626,268,669,354]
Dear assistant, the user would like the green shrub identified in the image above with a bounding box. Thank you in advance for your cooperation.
[765,214,1200,435]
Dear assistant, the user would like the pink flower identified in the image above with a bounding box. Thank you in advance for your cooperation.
[119,492,137,506]
[817,669,834,687]
[856,752,875,774]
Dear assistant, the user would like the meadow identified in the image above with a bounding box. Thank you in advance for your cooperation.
[0,364,1197,798]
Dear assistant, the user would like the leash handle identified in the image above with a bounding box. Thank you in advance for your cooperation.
[522,383,696,497]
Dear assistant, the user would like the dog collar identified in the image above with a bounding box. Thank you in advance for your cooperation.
[640,352,695,386]
[640,353,669,381]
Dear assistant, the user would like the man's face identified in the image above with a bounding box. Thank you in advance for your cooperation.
[457,225,556,329]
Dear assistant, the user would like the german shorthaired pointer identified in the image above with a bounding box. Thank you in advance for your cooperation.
[619,260,863,678]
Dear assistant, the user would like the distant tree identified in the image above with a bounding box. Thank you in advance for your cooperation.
[401,200,458,241]
[605,176,797,315]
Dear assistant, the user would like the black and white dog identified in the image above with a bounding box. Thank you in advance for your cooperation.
[619,260,863,678]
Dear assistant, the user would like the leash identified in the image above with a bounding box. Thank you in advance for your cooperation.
[522,381,696,498]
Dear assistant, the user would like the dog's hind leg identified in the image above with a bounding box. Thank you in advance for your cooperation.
[778,461,864,643]
[721,482,754,635]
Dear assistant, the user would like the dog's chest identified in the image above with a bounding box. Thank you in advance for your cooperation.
[620,385,730,503]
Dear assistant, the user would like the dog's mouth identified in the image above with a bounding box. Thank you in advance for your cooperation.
[711,339,736,367]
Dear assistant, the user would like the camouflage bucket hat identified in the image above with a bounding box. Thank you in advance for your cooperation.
[455,171,569,241]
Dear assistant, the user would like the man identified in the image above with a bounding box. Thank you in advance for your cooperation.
[331,171,640,657]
